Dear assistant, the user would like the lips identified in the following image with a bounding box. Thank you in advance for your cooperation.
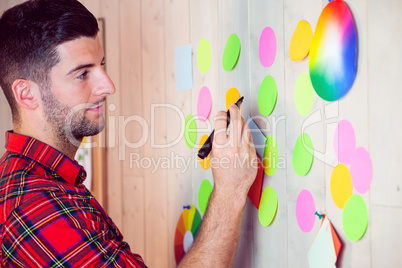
[87,101,105,113]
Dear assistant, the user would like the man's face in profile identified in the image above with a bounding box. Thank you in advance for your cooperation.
[41,35,115,143]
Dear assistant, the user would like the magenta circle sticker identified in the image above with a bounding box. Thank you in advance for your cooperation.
[259,26,277,67]
[296,189,316,233]
[197,86,212,121]
[334,120,356,165]
[350,147,373,194]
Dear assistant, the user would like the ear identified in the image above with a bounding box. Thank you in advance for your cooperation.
[11,79,39,110]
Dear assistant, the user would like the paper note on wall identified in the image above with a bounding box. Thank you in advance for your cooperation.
[175,44,193,91]
[247,116,267,160]
[308,216,341,268]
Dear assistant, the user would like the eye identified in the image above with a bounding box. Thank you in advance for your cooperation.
[101,59,106,66]
[77,71,88,80]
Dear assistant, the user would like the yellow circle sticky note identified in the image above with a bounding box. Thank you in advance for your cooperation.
[263,135,279,176]
[292,133,314,176]
[258,75,278,116]
[225,87,241,110]
[198,134,210,170]
[330,164,353,209]
[289,20,313,61]
[197,38,212,74]
[258,186,278,226]
[294,72,314,116]
[198,179,213,214]
[184,114,197,149]
[342,194,368,241]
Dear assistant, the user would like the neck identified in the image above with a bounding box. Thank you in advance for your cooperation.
[14,123,80,160]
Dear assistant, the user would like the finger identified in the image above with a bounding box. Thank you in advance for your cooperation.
[213,111,228,146]
[241,121,255,153]
[242,117,253,147]
[228,104,242,148]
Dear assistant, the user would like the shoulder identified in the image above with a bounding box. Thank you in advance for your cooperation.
[0,151,84,224]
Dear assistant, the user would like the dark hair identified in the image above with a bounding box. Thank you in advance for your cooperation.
[0,0,99,122]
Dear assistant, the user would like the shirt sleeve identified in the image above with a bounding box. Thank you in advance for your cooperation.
[1,190,147,268]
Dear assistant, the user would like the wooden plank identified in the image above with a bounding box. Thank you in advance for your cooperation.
[189,0,219,208]
[371,205,402,267]
[99,0,124,229]
[163,0,192,267]
[323,0,372,267]
[217,1,253,267]
[122,175,145,257]
[140,0,169,266]
[90,16,107,207]
[119,0,146,259]
[283,1,326,267]
[249,0,292,267]
[368,0,402,207]
[81,0,105,208]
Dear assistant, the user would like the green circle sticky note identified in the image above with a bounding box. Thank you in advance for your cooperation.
[184,114,197,149]
[197,38,212,74]
[258,75,278,116]
[263,135,279,176]
[222,34,241,71]
[342,194,368,241]
[292,133,314,176]
[258,186,278,226]
[294,72,314,116]
[198,179,213,214]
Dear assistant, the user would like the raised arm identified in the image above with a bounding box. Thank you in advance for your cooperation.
[179,104,258,267]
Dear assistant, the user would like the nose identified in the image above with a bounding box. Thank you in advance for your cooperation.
[96,69,116,97]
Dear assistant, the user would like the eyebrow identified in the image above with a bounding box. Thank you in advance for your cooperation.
[66,64,94,76]
[66,57,105,76]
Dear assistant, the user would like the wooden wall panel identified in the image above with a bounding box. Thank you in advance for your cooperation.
[140,0,169,266]
[99,0,124,229]
[163,0,192,267]
[249,1,289,267]
[119,0,146,258]
[189,0,219,219]
[1,0,402,267]
[283,1,324,267]
[325,1,372,267]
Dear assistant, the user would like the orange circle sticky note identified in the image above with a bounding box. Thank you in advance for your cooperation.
[198,134,210,170]
[225,87,240,110]
[330,164,353,209]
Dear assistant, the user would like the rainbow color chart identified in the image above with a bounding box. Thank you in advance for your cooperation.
[174,205,202,264]
[309,0,357,101]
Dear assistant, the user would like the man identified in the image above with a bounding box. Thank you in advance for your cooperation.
[0,0,257,267]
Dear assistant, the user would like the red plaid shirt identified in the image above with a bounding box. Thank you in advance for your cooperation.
[0,131,147,267]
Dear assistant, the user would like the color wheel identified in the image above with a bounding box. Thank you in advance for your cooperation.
[174,205,202,264]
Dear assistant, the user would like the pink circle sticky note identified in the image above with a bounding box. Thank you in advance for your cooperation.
[259,27,277,67]
[296,189,316,233]
[350,147,373,194]
[334,120,356,164]
[197,86,212,122]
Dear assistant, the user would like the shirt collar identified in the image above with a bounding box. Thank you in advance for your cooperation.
[5,131,86,186]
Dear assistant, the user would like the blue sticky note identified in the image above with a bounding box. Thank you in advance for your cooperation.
[175,44,193,91]
[247,116,267,160]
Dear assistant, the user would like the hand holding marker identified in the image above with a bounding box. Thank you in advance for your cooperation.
[197,96,244,159]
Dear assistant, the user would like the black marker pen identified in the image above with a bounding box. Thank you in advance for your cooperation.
[197,96,244,159]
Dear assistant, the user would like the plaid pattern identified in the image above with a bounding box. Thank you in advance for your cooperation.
[0,131,147,267]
